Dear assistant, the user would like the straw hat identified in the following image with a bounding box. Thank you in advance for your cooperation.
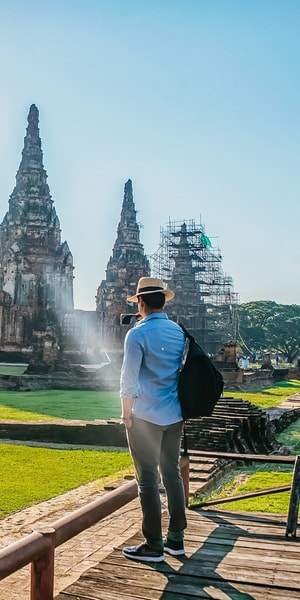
[127,277,175,303]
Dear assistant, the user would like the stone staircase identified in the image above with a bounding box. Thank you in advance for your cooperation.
[187,453,231,496]
[184,396,282,455]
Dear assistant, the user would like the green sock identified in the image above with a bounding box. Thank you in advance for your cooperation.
[167,530,184,542]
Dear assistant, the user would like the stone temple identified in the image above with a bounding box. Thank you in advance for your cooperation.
[0,105,239,366]
[0,105,74,363]
[151,219,240,355]
[95,178,150,349]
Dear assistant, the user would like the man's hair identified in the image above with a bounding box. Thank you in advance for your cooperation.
[138,292,165,309]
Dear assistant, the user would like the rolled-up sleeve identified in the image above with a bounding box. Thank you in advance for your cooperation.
[120,329,143,399]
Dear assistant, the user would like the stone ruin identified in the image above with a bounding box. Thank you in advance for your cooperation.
[0,105,74,370]
[0,105,242,381]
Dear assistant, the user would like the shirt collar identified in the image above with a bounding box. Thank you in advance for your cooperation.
[142,312,168,323]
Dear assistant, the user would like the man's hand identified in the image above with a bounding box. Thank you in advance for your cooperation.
[121,397,134,429]
[121,416,133,429]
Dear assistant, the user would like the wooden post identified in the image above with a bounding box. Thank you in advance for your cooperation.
[31,527,55,600]
[180,453,190,507]
[286,456,300,538]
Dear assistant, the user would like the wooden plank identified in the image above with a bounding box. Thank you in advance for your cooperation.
[185,515,289,535]
[56,583,300,600]
[56,559,299,598]
[185,536,300,556]
[183,518,289,537]
[56,566,300,600]
[188,509,292,530]
[123,513,300,551]
[55,576,300,599]
[188,450,296,464]
[97,552,300,585]
[99,554,300,583]
[186,507,290,522]
[55,508,300,600]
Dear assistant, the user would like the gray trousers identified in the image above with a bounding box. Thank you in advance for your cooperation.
[126,417,187,551]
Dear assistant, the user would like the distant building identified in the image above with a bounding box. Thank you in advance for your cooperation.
[150,219,240,354]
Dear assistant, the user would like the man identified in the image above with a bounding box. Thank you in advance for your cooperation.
[120,277,187,562]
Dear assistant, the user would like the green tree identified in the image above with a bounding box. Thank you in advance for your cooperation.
[237,301,300,363]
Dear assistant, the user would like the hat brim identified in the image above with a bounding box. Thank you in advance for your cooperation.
[127,289,174,303]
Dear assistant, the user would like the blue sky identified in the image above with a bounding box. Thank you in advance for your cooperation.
[0,0,299,310]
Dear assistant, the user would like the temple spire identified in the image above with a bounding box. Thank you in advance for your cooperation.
[17,104,45,174]
[119,179,135,225]
[114,179,140,248]
[8,104,52,221]
[123,179,133,204]
[27,103,39,131]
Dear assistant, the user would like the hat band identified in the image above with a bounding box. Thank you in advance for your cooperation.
[138,285,164,294]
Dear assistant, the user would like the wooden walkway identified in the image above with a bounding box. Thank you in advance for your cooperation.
[56,507,300,600]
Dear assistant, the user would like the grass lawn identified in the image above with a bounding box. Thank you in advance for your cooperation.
[0,365,27,375]
[0,443,133,518]
[277,418,300,453]
[0,380,299,422]
[0,378,299,518]
[0,390,130,517]
[0,390,121,421]
[223,379,300,408]
[191,465,293,514]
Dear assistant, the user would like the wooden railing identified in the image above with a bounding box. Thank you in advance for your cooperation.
[189,451,300,538]
[0,479,138,600]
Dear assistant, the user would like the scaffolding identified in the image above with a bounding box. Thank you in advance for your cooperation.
[150,219,240,353]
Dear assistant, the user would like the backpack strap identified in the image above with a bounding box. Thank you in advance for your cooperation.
[179,322,205,353]
[179,322,193,341]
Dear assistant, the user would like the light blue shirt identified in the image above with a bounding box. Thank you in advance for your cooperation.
[120,312,185,425]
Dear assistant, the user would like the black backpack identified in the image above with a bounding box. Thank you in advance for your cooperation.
[177,324,224,419]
